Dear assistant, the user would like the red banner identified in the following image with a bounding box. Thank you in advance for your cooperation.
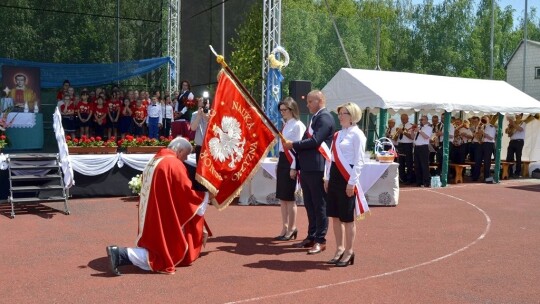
[196,69,277,210]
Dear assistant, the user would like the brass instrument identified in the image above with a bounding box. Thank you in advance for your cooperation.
[474,123,485,143]
[489,114,499,126]
[431,122,442,147]
[506,120,516,138]
[391,127,400,141]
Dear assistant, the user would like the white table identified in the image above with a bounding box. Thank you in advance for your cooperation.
[239,158,399,206]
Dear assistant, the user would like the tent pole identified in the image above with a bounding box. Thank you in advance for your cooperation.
[379,108,387,140]
[441,111,450,187]
[494,113,504,183]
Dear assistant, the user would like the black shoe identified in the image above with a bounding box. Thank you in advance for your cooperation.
[106,245,122,276]
[294,239,314,248]
[276,229,298,241]
[335,253,355,267]
[273,234,286,240]
[327,252,344,264]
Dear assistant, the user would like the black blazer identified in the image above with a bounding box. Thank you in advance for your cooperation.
[293,108,335,172]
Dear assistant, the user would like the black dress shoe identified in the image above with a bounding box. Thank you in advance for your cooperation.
[294,239,314,248]
[276,229,298,241]
[106,245,122,276]
[327,252,344,264]
[335,253,355,267]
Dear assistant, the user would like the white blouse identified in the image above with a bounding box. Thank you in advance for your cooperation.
[326,125,366,186]
[279,118,306,169]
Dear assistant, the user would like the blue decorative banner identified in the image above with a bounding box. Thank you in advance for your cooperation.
[265,67,284,156]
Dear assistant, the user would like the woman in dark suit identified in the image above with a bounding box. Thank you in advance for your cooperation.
[274,97,305,241]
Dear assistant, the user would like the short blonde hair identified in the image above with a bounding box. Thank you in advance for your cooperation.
[336,102,362,124]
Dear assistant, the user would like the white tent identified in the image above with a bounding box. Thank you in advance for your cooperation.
[322,68,540,114]
[322,68,540,163]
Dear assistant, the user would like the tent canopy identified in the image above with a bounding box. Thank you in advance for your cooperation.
[322,68,540,115]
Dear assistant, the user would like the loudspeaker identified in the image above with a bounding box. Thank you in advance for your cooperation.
[289,80,311,114]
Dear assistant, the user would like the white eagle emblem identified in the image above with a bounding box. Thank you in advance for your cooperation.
[208,116,246,168]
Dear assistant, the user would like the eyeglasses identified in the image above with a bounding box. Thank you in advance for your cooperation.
[279,108,290,112]
[338,112,350,116]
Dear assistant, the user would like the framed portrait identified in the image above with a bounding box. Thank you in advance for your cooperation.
[2,66,41,112]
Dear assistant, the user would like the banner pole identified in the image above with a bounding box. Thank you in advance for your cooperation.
[209,45,286,142]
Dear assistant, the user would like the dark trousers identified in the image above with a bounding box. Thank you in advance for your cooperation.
[398,143,414,182]
[456,142,470,164]
[469,142,480,163]
[162,118,171,137]
[414,145,430,186]
[299,171,328,244]
[148,117,159,139]
[474,142,494,180]
[506,139,524,176]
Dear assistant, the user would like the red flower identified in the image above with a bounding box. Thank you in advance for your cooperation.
[66,135,71,140]
[96,136,102,141]
[90,137,95,141]
[73,138,79,143]
[1,135,6,140]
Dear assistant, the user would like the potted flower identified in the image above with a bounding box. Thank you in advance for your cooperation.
[67,135,118,154]
[0,134,8,151]
[128,174,142,195]
[119,135,167,154]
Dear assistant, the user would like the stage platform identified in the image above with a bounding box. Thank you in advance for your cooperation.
[1,152,400,208]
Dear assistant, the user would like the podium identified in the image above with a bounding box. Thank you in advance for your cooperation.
[5,113,44,150]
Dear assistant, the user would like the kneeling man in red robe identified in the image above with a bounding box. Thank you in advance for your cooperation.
[106,137,210,275]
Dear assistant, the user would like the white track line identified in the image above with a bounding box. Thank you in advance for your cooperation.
[225,189,492,304]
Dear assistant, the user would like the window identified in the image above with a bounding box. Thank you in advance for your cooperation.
[535,67,540,79]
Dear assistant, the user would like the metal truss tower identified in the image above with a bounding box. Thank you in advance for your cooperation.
[262,0,282,107]
[167,0,180,96]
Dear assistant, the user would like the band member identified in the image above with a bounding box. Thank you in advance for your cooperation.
[385,118,399,150]
[397,113,414,183]
[505,114,526,178]
[413,115,433,187]
[472,115,496,183]
[469,116,481,162]
[455,119,473,164]
[430,115,442,164]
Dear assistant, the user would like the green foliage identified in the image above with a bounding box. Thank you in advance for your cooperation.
[228,0,540,98]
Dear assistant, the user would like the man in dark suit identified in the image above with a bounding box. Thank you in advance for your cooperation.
[283,90,335,254]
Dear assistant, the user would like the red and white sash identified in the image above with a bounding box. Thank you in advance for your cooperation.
[307,122,331,161]
[330,132,369,219]
[280,124,296,166]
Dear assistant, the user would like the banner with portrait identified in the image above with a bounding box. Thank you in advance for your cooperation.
[1,66,41,112]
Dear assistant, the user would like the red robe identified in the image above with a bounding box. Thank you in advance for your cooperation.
[136,149,207,274]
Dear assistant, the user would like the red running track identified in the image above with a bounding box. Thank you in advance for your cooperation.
[1,179,539,303]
